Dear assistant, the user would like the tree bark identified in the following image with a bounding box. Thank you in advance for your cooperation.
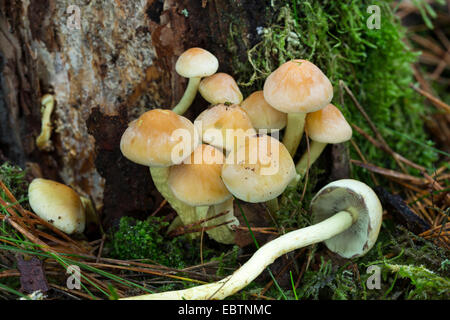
[0,0,270,229]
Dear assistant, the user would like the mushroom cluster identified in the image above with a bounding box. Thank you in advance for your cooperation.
[27,47,382,300]
[116,48,369,245]
[115,48,385,300]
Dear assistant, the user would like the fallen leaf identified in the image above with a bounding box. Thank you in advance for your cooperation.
[17,255,49,294]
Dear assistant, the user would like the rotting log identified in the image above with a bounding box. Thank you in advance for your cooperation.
[0,0,271,229]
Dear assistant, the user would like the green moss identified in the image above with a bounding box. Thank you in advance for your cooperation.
[0,162,28,204]
[384,264,449,299]
[107,216,199,269]
[360,223,449,299]
[231,0,439,185]
[209,244,240,277]
[276,166,325,229]
[226,4,448,299]
[299,258,365,300]
[287,223,450,300]
[0,163,30,298]
[0,162,29,240]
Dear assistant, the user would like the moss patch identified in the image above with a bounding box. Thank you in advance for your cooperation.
[230,0,439,184]
[106,216,201,268]
[0,162,28,203]
[287,224,449,300]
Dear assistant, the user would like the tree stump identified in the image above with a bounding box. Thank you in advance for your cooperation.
[0,0,270,229]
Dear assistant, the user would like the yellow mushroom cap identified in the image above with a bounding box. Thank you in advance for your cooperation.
[241,91,287,130]
[175,48,219,78]
[305,104,352,144]
[120,109,200,167]
[198,73,243,105]
[194,104,256,153]
[221,135,296,203]
[28,178,85,234]
[168,144,231,206]
[263,60,333,114]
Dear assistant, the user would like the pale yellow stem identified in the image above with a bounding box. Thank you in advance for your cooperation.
[36,94,55,151]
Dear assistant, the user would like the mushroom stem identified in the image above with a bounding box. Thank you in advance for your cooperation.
[150,167,204,238]
[172,77,201,115]
[282,113,306,156]
[295,141,327,177]
[203,199,238,244]
[195,205,211,228]
[80,196,100,226]
[194,202,236,245]
[36,94,55,151]
[122,209,357,300]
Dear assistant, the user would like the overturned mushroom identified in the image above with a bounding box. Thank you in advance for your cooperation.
[198,73,243,105]
[296,104,352,177]
[172,48,219,115]
[122,179,382,300]
[309,179,382,258]
[28,178,86,234]
[263,60,333,156]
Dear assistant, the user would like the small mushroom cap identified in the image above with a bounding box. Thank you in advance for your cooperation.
[168,144,231,206]
[310,179,383,259]
[198,73,243,105]
[241,91,287,130]
[28,178,86,234]
[221,135,296,203]
[195,104,256,152]
[305,104,352,143]
[263,60,333,114]
[120,109,200,167]
[175,48,219,78]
